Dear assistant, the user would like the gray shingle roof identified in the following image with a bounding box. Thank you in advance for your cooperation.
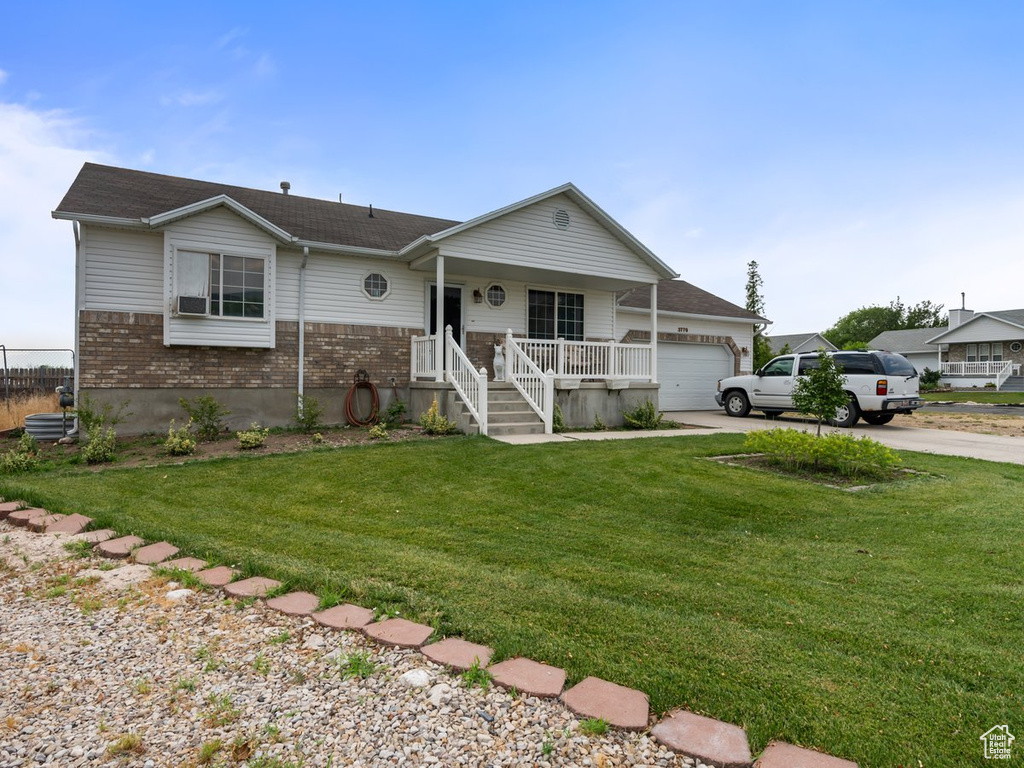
[988,309,1024,328]
[54,163,461,251]
[617,279,766,322]
[766,333,835,353]
[869,327,947,352]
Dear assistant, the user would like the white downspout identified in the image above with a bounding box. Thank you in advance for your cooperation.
[650,281,658,384]
[72,220,82,402]
[297,246,309,412]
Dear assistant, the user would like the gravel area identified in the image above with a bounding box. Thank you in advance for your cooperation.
[0,524,710,768]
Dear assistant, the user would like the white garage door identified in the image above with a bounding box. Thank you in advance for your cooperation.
[658,343,732,411]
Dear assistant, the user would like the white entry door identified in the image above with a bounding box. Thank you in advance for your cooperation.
[658,343,732,410]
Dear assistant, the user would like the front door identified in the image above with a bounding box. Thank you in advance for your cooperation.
[429,285,463,346]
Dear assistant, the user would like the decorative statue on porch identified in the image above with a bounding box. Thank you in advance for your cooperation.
[493,343,506,382]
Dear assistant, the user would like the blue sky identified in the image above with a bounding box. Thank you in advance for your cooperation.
[3,1,1023,348]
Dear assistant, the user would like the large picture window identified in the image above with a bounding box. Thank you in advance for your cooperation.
[211,254,265,318]
[527,289,584,340]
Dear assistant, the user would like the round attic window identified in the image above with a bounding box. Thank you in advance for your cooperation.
[1011,341,1023,353]
[553,208,571,230]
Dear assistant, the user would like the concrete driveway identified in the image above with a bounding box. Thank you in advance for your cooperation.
[669,410,1024,466]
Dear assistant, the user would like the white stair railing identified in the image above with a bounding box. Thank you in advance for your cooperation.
[996,361,1013,391]
[505,329,554,433]
[445,326,488,435]
[410,335,436,379]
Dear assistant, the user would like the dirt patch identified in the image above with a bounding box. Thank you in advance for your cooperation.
[890,411,1024,437]
[2,424,435,472]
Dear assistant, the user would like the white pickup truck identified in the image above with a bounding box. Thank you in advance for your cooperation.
[714,350,923,427]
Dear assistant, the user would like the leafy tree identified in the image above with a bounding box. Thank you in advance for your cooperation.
[824,298,944,349]
[745,261,774,369]
[792,350,849,436]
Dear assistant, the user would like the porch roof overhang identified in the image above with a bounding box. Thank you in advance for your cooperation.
[406,249,659,292]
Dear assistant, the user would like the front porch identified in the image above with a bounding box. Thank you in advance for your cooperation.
[940,361,1022,390]
[410,328,658,435]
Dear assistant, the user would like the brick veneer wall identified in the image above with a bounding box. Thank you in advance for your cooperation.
[78,311,421,389]
[946,342,1024,369]
[620,329,743,376]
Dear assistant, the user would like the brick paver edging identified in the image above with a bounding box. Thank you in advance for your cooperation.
[0,498,861,767]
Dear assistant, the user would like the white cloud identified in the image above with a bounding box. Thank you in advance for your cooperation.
[215,27,248,51]
[253,53,276,79]
[0,102,105,348]
[0,69,8,85]
[160,89,224,107]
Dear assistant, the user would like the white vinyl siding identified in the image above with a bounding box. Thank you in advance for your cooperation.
[436,194,661,284]
[82,226,163,312]
[940,316,1024,343]
[463,277,615,339]
[164,208,276,348]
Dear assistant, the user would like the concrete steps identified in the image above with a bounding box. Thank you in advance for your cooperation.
[1000,376,1024,392]
[450,384,545,437]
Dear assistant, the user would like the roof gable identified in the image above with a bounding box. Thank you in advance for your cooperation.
[927,310,1024,343]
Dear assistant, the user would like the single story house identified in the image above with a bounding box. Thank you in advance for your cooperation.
[867,326,946,375]
[615,279,766,410]
[766,333,836,356]
[925,307,1024,389]
[55,163,747,435]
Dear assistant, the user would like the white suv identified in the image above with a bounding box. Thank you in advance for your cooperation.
[714,350,923,427]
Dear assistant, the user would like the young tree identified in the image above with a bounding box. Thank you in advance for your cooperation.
[745,261,774,369]
[792,349,849,436]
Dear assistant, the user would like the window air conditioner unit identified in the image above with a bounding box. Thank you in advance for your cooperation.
[176,295,209,316]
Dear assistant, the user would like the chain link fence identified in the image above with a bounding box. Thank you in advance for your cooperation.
[1,346,75,404]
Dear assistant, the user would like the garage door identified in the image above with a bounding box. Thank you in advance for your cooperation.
[658,343,732,411]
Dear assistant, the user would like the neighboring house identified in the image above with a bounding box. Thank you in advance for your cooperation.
[867,326,946,374]
[54,163,680,435]
[615,279,767,410]
[925,307,1024,389]
[766,333,836,356]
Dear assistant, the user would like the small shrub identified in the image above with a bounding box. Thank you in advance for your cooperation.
[984,382,996,389]
[552,404,567,433]
[368,424,389,440]
[236,423,269,450]
[380,398,408,429]
[744,428,903,480]
[1,433,39,473]
[311,432,325,444]
[76,392,133,433]
[164,419,197,456]
[792,350,849,435]
[591,413,607,431]
[106,733,144,756]
[622,398,664,430]
[293,394,324,433]
[419,398,458,435]
[179,395,230,441]
[919,367,942,390]
[81,425,117,464]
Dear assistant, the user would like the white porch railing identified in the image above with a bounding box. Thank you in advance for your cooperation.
[444,326,488,435]
[941,360,1014,390]
[506,330,554,434]
[513,338,653,380]
[410,335,436,380]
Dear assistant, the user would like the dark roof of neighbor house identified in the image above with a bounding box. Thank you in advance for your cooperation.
[617,279,767,323]
[766,333,834,353]
[869,326,948,352]
[54,163,461,252]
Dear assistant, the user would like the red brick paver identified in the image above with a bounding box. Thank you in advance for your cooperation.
[312,603,375,630]
[132,542,179,565]
[76,529,115,544]
[161,557,208,573]
[363,618,434,648]
[267,591,319,616]
[756,742,858,768]
[195,566,236,588]
[45,514,93,535]
[7,508,47,527]
[223,577,281,598]
[488,657,567,698]
[95,535,145,559]
[28,514,65,533]
[422,638,494,672]
[561,676,649,731]
[651,710,753,768]
[0,501,23,519]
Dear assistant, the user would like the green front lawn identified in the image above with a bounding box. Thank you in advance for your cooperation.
[922,390,1024,404]
[3,435,1021,766]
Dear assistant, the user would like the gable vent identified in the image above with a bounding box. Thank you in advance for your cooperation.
[553,208,571,230]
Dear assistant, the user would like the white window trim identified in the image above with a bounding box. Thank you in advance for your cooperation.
[171,246,270,323]
[525,285,586,341]
[485,282,506,309]
[362,271,391,301]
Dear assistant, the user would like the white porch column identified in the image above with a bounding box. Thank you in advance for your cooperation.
[434,255,445,382]
[650,282,658,384]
